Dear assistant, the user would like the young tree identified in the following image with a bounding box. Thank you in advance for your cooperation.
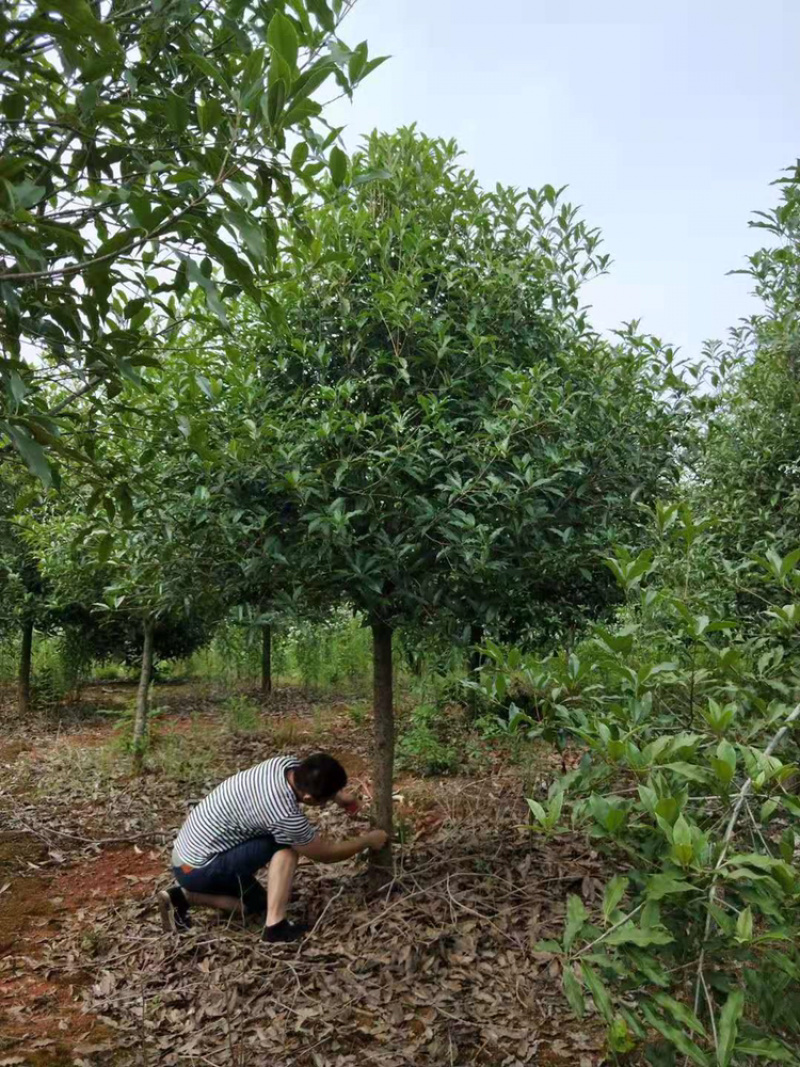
[0,0,383,484]
[31,363,234,768]
[698,164,800,560]
[0,472,61,715]
[233,129,684,863]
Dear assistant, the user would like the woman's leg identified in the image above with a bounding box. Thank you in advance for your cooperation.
[175,837,279,919]
[182,889,245,914]
[265,847,298,927]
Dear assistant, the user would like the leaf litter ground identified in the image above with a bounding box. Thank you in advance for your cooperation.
[0,682,606,1066]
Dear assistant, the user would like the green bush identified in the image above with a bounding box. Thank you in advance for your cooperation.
[223,694,261,734]
[397,703,463,777]
[478,504,800,1065]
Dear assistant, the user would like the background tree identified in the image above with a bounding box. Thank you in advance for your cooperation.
[698,164,800,561]
[31,359,234,768]
[0,471,50,715]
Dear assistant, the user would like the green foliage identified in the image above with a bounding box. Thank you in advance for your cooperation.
[483,508,800,1064]
[186,612,373,691]
[223,130,684,646]
[274,613,372,690]
[397,702,464,777]
[24,354,236,687]
[103,701,168,756]
[0,0,383,485]
[345,700,368,727]
[697,165,800,563]
[223,693,261,734]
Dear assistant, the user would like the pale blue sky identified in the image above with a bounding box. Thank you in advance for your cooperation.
[329,0,799,359]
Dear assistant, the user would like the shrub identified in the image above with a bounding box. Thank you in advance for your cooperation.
[479,505,800,1065]
[223,694,261,734]
[397,703,463,777]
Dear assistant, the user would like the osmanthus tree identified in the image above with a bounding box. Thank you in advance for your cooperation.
[0,471,51,715]
[154,319,318,697]
[698,164,800,562]
[447,320,688,660]
[234,129,685,863]
[0,0,383,485]
[29,360,235,769]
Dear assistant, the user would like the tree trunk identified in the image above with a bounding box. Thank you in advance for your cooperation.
[370,619,394,870]
[132,617,155,774]
[261,623,272,696]
[18,618,33,716]
[468,623,485,675]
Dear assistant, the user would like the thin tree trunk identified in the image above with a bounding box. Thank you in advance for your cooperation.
[467,623,486,716]
[468,623,485,675]
[18,618,33,716]
[261,624,272,696]
[370,619,394,870]
[132,617,155,774]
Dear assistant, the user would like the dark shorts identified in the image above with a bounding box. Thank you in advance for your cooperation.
[173,836,289,915]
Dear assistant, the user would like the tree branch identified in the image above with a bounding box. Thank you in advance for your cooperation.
[690,700,800,1027]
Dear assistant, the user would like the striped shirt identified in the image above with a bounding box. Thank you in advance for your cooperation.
[172,757,316,868]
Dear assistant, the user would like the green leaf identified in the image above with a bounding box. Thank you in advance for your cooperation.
[664,762,710,783]
[7,370,29,404]
[760,798,779,823]
[534,939,563,954]
[124,298,147,319]
[711,758,736,788]
[225,208,268,264]
[116,484,134,525]
[265,76,287,126]
[580,963,613,1024]
[291,141,310,170]
[185,258,229,327]
[307,0,335,30]
[164,90,191,132]
[241,45,266,106]
[653,992,707,1037]
[97,533,114,565]
[671,814,694,866]
[41,0,120,50]
[563,894,587,952]
[734,1038,798,1062]
[289,61,334,102]
[268,10,299,70]
[6,424,52,487]
[2,91,25,121]
[718,989,744,1067]
[526,798,546,825]
[780,547,800,579]
[562,968,585,1019]
[640,1002,710,1066]
[182,52,231,94]
[602,875,628,922]
[282,97,321,128]
[198,96,226,134]
[351,167,392,187]
[735,906,753,943]
[605,922,673,947]
[329,145,349,187]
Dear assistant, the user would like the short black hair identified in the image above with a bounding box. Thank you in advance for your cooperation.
[294,753,347,800]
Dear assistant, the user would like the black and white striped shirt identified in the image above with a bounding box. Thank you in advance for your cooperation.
[172,757,316,868]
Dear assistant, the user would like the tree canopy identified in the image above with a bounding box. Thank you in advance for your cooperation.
[210,128,688,855]
[0,0,383,485]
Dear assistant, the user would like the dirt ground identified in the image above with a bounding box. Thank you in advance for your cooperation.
[0,681,607,1066]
